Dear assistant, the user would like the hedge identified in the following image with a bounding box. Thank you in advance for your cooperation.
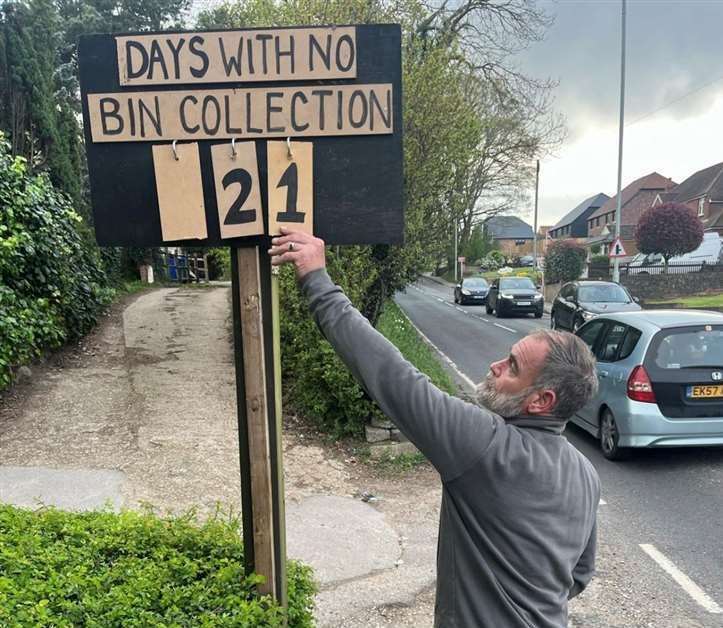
[0,505,316,627]
[0,136,114,390]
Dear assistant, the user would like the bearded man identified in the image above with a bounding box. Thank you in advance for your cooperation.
[270,229,601,628]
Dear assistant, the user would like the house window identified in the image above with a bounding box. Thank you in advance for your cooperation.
[698,197,705,217]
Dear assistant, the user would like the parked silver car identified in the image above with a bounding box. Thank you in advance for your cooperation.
[572,310,723,460]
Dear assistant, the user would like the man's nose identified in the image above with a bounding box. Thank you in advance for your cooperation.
[490,360,503,377]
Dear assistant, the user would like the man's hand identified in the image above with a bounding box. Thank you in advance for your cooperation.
[268,227,326,279]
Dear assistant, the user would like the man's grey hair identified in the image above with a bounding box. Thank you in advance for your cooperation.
[530,329,598,419]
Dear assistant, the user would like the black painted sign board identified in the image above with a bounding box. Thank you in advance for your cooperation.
[78,24,403,247]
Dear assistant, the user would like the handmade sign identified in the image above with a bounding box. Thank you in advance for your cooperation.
[78,25,403,247]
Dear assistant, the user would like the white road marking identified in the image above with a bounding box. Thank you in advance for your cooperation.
[404,317,477,391]
[493,323,517,333]
[639,544,722,614]
[455,307,467,314]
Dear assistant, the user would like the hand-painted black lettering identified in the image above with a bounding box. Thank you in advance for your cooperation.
[349,90,368,129]
[309,34,331,71]
[245,93,262,133]
[165,38,186,80]
[139,97,162,137]
[246,38,255,74]
[180,95,199,133]
[311,89,332,131]
[256,34,272,74]
[222,168,256,225]
[369,88,392,131]
[189,36,209,78]
[100,97,123,135]
[125,41,148,80]
[336,90,343,130]
[219,36,244,77]
[202,95,221,135]
[224,95,242,134]
[276,162,304,223]
[266,92,285,133]
[274,35,295,74]
[335,34,355,72]
[291,92,309,132]
[127,98,136,136]
[148,40,169,81]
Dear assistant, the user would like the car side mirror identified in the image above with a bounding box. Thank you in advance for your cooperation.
[536,284,542,290]
[633,296,640,303]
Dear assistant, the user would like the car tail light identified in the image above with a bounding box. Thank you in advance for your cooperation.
[627,365,656,403]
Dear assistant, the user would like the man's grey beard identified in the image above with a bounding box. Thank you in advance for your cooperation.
[476,373,534,418]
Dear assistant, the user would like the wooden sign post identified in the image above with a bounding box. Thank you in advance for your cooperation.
[78,24,403,610]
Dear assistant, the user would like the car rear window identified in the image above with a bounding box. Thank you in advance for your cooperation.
[652,325,723,369]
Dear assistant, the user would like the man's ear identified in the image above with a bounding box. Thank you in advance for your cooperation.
[525,389,557,416]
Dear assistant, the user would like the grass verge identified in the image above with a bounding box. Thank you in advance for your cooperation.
[647,293,723,308]
[377,300,456,395]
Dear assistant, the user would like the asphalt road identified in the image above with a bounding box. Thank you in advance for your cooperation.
[396,276,723,627]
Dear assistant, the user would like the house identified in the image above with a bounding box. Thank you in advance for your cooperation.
[484,215,535,255]
[586,172,677,258]
[548,193,609,240]
[654,162,723,234]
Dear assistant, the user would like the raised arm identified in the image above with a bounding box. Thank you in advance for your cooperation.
[269,230,501,481]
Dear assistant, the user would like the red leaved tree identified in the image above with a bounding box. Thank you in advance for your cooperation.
[635,202,704,272]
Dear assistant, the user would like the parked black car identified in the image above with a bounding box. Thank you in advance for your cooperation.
[486,277,544,318]
[518,255,535,267]
[454,277,490,304]
[551,280,641,332]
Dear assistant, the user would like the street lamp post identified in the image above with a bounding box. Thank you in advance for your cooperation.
[612,0,627,283]
[533,159,540,269]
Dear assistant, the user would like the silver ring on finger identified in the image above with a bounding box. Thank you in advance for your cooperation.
[288,242,296,252]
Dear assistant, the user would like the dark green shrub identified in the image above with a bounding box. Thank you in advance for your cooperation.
[0,137,113,389]
[279,251,385,437]
[544,240,586,284]
[0,504,316,627]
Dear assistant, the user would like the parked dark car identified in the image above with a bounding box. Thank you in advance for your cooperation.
[572,310,723,460]
[518,255,535,267]
[486,277,544,318]
[454,277,489,304]
[551,281,641,332]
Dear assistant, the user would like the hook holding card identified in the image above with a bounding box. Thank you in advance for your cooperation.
[286,137,294,160]
[231,137,237,159]
[172,139,179,161]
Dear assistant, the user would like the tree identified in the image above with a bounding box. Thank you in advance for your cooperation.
[635,202,704,272]
[544,240,585,284]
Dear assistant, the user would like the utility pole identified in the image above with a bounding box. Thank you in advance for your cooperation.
[454,219,458,283]
[533,159,540,269]
[612,0,626,283]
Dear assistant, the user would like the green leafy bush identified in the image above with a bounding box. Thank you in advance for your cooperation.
[480,250,505,270]
[544,240,586,284]
[0,504,316,627]
[0,137,113,389]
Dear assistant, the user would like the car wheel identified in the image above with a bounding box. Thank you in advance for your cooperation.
[495,304,504,318]
[534,310,543,319]
[600,409,630,461]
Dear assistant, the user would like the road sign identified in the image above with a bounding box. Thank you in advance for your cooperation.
[609,237,627,258]
[78,25,403,246]
[458,256,466,263]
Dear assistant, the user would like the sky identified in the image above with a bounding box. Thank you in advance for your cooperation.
[515,0,723,227]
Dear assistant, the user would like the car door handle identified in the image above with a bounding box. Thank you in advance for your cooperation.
[598,370,609,378]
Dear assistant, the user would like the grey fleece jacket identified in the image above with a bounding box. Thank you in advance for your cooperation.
[300,269,600,628]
